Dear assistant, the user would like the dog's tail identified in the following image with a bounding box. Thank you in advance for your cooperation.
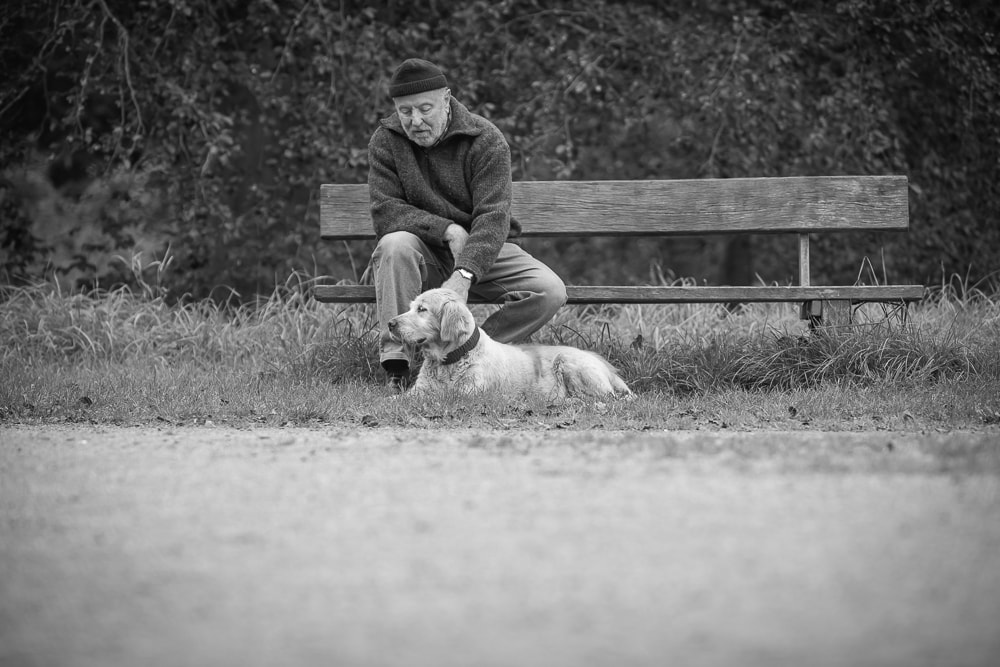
[607,371,632,396]
[556,352,633,397]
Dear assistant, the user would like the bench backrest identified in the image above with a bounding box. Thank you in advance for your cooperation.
[320,175,909,240]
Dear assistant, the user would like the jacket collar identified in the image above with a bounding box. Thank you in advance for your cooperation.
[381,98,483,145]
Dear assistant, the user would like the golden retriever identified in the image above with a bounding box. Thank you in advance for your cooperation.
[388,288,632,399]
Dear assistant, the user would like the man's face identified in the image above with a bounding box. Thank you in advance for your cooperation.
[394,88,450,147]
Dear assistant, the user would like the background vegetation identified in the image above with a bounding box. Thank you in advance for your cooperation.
[2,0,998,301]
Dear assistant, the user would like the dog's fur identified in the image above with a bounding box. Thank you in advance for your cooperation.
[388,288,632,399]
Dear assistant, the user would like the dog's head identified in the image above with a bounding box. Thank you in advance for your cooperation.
[387,288,476,361]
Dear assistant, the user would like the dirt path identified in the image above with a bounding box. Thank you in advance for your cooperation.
[2,425,999,667]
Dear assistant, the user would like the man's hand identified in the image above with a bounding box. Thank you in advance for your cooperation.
[443,223,469,260]
[441,270,472,302]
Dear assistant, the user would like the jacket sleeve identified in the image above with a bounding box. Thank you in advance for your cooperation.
[368,128,452,245]
[454,130,513,279]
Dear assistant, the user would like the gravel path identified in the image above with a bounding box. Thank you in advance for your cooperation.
[2,425,999,667]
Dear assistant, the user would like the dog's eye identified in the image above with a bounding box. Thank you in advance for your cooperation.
[416,305,427,313]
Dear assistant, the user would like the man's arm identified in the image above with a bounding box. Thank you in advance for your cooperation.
[368,129,453,245]
[449,130,513,281]
[440,263,473,301]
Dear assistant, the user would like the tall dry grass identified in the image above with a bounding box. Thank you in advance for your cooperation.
[2,266,999,428]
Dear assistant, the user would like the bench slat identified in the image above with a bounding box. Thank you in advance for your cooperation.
[320,176,909,239]
[314,284,924,305]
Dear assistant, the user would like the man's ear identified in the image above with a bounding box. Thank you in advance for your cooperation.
[439,298,472,346]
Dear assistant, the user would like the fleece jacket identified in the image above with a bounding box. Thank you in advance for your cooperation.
[367,98,522,281]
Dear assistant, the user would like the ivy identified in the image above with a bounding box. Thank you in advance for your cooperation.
[1,0,998,298]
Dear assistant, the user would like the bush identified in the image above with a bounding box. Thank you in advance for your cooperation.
[1,0,997,297]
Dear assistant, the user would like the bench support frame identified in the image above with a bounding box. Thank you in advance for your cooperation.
[314,177,924,326]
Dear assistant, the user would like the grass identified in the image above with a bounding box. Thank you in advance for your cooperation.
[2,271,999,431]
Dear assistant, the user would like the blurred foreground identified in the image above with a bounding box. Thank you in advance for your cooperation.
[2,425,998,667]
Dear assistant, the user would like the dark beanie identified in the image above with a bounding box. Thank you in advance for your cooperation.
[388,58,448,98]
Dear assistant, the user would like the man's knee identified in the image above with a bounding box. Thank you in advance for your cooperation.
[373,231,422,263]
[538,270,568,313]
[373,231,426,279]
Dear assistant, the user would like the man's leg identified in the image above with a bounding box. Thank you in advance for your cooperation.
[371,231,449,369]
[473,243,567,343]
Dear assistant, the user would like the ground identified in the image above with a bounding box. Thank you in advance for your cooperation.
[1,425,999,667]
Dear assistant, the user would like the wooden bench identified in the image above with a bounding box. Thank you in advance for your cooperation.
[315,176,924,324]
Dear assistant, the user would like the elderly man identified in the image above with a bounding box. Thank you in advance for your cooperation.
[369,58,567,390]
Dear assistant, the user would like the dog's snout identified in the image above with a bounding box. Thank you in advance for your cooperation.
[387,319,397,331]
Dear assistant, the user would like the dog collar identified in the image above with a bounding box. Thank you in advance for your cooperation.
[443,327,480,365]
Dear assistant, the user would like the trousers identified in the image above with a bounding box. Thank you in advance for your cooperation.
[371,231,567,366]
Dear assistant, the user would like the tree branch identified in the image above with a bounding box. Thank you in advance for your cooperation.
[94,0,144,137]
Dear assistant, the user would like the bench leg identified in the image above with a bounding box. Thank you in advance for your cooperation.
[801,299,852,330]
[801,300,824,329]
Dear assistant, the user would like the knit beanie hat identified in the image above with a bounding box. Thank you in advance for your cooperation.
[388,58,448,98]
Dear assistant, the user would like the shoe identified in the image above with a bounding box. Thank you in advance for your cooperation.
[383,360,410,392]
[386,372,410,392]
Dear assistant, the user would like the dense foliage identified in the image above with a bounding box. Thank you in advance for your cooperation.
[1,0,997,300]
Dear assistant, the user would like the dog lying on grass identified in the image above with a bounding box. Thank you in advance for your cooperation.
[388,288,632,399]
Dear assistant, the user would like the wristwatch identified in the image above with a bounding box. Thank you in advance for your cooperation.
[456,268,474,281]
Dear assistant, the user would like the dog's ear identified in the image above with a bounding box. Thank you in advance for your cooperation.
[439,297,473,346]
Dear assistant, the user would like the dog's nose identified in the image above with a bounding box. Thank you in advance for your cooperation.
[387,319,397,331]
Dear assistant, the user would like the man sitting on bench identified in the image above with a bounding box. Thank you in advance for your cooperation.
[368,57,567,390]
